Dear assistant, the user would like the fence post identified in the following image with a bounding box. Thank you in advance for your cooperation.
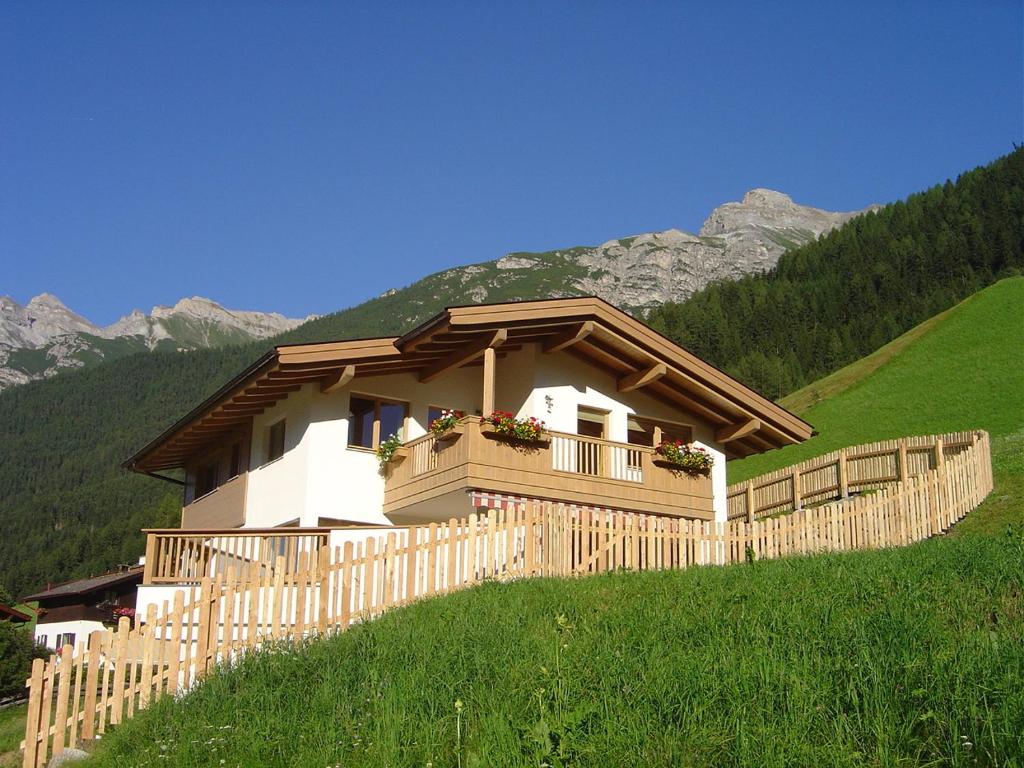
[22,658,44,768]
[745,482,755,523]
[838,449,849,498]
[898,439,909,483]
[792,467,803,511]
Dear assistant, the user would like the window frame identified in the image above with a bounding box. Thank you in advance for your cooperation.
[265,419,287,464]
[347,393,409,451]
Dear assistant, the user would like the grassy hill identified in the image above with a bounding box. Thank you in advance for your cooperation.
[729,277,1024,536]
[81,280,1024,766]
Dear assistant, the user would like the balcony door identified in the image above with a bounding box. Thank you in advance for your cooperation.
[575,407,607,475]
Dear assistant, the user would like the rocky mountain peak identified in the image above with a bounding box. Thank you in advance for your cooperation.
[0,294,311,390]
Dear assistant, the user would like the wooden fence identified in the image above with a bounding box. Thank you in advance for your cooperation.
[23,430,993,767]
[726,429,981,520]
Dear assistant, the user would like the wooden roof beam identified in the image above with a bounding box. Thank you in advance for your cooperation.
[419,329,508,383]
[542,321,594,354]
[618,363,667,393]
[321,364,356,394]
[715,418,761,443]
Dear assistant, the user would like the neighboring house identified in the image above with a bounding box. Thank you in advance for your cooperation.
[21,567,142,650]
[125,297,812,529]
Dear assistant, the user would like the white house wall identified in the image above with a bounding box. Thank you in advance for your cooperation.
[34,620,106,650]
[241,342,727,527]
[528,351,729,521]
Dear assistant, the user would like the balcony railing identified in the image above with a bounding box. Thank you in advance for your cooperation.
[384,417,712,518]
[143,528,331,585]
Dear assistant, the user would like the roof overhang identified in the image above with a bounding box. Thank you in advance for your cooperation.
[125,297,814,472]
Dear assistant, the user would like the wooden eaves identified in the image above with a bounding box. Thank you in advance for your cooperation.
[124,296,814,473]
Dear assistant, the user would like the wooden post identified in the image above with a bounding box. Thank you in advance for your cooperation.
[23,658,44,768]
[143,534,157,583]
[745,482,755,523]
[837,449,849,498]
[934,436,945,470]
[792,467,802,511]
[482,347,496,416]
[898,439,909,484]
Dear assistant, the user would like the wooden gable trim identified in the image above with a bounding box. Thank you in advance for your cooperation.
[418,329,508,383]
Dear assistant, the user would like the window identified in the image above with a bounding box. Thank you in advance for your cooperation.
[627,417,692,446]
[577,407,607,439]
[266,420,286,463]
[56,632,76,649]
[229,441,243,478]
[348,395,408,449]
[195,462,219,497]
[36,634,47,648]
[427,406,445,429]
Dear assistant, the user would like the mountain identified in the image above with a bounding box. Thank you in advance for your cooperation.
[0,295,310,390]
[283,189,871,344]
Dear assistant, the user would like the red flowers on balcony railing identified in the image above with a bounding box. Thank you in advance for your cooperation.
[429,409,465,436]
[654,440,714,474]
[486,411,547,443]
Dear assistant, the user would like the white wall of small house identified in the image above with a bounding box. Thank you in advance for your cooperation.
[34,620,106,650]
[237,342,728,527]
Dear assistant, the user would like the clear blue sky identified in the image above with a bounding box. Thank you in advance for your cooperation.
[2,2,1021,325]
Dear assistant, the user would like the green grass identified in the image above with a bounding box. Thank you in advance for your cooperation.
[0,704,27,768]
[80,279,1024,767]
[729,278,1024,483]
[85,535,1024,767]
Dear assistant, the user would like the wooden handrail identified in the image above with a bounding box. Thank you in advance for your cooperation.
[726,430,984,520]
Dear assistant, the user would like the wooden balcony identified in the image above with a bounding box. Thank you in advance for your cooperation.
[180,473,247,529]
[383,417,713,519]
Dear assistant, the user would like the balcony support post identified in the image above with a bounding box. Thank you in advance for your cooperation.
[482,347,496,415]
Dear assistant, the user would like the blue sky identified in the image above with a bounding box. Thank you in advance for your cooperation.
[2,2,1021,325]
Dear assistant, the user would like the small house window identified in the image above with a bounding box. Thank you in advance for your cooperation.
[195,462,219,497]
[56,632,76,649]
[37,634,47,648]
[266,420,286,463]
[348,395,408,449]
[229,441,243,478]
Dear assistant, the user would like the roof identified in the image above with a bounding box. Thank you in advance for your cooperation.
[125,296,814,471]
[21,567,144,603]
[0,603,32,622]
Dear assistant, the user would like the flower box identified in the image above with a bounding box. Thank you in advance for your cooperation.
[480,422,551,448]
[433,424,464,444]
[652,458,708,474]
[653,440,714,475]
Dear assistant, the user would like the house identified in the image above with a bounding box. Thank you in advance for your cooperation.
[21,566,142,650]
[125,297,812,533]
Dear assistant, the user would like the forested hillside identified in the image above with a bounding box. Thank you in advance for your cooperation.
[647,147,1024,398]
[1,150,1020,596]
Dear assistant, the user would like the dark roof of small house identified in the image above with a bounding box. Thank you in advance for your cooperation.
[21,567,143,603]
[0,603,33,622]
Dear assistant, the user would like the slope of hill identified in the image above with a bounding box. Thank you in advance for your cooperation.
[728,277,1024,485]
[647,148,1024,398]
[83,523,1024,767]
[0,294,309,390]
